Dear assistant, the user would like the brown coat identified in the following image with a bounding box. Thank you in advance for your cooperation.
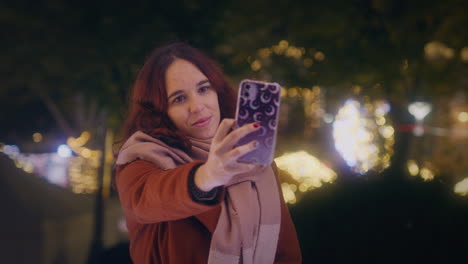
[116,160,302,264]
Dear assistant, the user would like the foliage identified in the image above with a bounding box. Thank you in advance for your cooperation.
[1,0,467,142]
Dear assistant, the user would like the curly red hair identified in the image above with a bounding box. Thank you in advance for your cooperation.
[120,42,236,151]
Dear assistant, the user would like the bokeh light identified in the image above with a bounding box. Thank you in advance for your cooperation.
[66,131,102,194]
[314,51,325,61]
[333,99,394,174]
[32,132,43,143]
[420,167,435,181]
[1,131,104,194]
[251,60,261,71]
[407,160,419,176]
[461,47,468,62]
[275,151,337,204]
[454,178,468,196]
[407,159,438,181]
[57,144,72,158]
[67,131,102,160]
[250,40,324,74]
[458,111,468,122]
[408,101,432,121]
[424,41,455,61]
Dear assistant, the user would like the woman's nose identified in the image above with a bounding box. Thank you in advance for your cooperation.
[189,97,204,113]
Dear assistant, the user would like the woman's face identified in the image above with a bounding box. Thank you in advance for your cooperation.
[165,59,221,139]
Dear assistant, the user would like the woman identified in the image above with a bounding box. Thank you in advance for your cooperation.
[115,42,301,264]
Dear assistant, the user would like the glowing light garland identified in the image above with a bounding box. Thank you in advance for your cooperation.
[0,131,104,194]
[1,143,71,187]
[275,151,337,204]
[66,131,101,194]
[250,40,325,72]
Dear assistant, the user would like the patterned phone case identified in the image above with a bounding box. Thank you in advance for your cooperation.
[234,79,281,165]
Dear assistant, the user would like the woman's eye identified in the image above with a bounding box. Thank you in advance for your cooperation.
[199,86,210,93]
[173,95,186,104]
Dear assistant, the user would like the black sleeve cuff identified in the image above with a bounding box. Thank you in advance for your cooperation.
[188,163,220,204]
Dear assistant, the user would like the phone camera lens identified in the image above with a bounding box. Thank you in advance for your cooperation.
[245,84,251,89]
[244,92,250,97]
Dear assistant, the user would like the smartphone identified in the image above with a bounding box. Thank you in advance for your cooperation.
[234,79,282,166]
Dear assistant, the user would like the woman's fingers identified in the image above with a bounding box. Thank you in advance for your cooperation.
[224,140,258,163]
[206,120,262,186]
[220,122,259,152]
[232,162,258,174]
[213,118,235,144]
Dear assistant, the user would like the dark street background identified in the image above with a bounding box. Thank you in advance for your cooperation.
[1,0,467,263]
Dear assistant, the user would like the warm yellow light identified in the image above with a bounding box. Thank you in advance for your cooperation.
[257,48,272,59]
[407,160,419,176]
[289,183,297,192]
[279,40,289,48]
[80,131,90,142]
[275,151,337,185]
[302,89,312,99]
[91,150,102,160]
[81,148,91,158]
[23,163,34,173]
[15,161,22,168]
[303,58,313,67]
[285,46,302,59]
[281,88,287,98]
[251,60,261,71]
[281,183,297,204]
[275,151,337,203]
[382,154,391,162]
[454,178,468,196]
[379,126,394,139]
[288,88,299,98]
[425,41,454,60]
[68,156,99,194]
[33,133,43,143]
[272,40,290,55]
[67,131,91,149]
[272,45,283,55]
[312,85,321,95]
[420,167,435,181]
[333,99,394,174]
[299,183,308,192]
[352,85,362,94]
[461,47,468,62]
[314,51,325,61]
[458,112,468,122]
[376,117,386,126]
[67,138,76,148]
[66,131,103,161]
[312,179,323,188]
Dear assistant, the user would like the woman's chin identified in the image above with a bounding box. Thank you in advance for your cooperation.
[195,133,214,140]
[190,130,215,140]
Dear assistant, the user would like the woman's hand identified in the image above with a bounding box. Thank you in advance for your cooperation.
[194,118,260,192]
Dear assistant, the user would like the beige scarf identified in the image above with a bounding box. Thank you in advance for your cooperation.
[116,131,281,264]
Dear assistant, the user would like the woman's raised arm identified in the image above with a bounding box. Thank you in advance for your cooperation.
[116,160,222,224]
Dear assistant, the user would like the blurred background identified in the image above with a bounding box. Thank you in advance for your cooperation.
[1,0,467,263]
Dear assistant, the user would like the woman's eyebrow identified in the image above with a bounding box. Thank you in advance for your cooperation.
[196,79,210,86]
[168,80,209,99]
[168,90,184,100]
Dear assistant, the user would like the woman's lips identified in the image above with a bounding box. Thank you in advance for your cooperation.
[192,116,212,127]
